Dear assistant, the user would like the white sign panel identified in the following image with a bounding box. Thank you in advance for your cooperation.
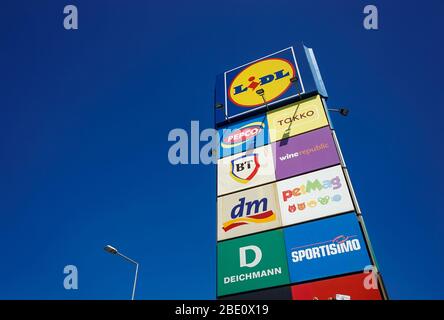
[217,183,282,241]
[217,144,275,196]
[276,165,354,226]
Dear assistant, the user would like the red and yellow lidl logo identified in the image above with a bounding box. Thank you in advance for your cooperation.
[228,58,295,108]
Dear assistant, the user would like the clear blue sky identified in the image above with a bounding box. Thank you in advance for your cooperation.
[1,0,443,299]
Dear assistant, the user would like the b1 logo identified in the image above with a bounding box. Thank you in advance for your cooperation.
[230,153,260,184]
[221,122,265,149]
[222,197,276,232]
[228,58,295,107]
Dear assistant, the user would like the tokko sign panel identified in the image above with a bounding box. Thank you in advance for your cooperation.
[273,126,340,180]
[267,95,329,143]
[284,213,372,283]
[217,183,282,241]
[291,272,383,300]
[277,165,354,226]
[217,229,290,296]
[217,144,275,196]
[218,114,269,159]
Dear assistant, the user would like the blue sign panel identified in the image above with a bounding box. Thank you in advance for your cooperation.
[217,113,269,159]
[214,43,328,127]
[283,213,371,283]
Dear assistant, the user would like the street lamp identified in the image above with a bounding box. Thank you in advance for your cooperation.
[328,108,350,116]
[104,245,139,300]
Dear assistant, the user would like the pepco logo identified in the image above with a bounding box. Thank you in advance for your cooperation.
[228,58,295,108]
[221,122,265,149]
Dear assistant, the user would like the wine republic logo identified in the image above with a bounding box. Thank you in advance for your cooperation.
[277,165,354,226]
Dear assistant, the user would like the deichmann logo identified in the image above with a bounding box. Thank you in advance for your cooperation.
[229,58,295,108]
[222,197,276,232]
[224,245,282,284]
[230,154,260,184]
[217,230,290,296]
[291,235,362,263]
[221,122,265,149]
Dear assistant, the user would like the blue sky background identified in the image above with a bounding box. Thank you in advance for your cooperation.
[1,0,443,299]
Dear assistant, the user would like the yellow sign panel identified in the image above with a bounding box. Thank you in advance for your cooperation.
[228,58,295,108]
[266,95,329,143]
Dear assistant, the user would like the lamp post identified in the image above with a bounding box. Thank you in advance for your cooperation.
[104,245,139,300]
[328,108,350,116]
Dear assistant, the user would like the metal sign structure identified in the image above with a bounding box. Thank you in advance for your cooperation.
[215,44,388,300]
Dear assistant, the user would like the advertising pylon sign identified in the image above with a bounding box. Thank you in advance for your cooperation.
[215,44,388,300]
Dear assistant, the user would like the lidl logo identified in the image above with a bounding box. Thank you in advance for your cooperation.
[229,154,260,184]
[217,183,282,241]
[228,58,295,108]
[217,230,290,296]
[221,122,265,149]
[222,197,276,232]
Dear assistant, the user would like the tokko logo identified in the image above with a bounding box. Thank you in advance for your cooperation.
[222,197,276,232]
[230,153,260,184]
[228,58,295,108]
[221,122,265,149]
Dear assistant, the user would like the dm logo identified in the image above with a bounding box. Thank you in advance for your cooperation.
[228,58,295,108]
[230,153,260,184]
[222,197,276,232]
[221,122,265,149]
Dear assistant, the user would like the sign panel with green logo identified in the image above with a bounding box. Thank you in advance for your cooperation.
[217,229,290,296]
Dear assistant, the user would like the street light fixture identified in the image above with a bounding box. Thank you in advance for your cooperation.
[328,108,350,116]
[104,244,139,300]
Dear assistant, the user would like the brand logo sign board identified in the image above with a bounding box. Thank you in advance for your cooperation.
[267,95,328,143]
[276,165,354,226]
[273,126,340,180]
[218,114,269,159]
[291,272,382,300]
[223,48,303,119]
[217,229,290,296]
[284,213,371,283]
[217,183,282,241]
[217,144,275,196]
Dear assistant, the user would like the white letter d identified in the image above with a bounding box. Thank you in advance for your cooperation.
[239,245,262,268]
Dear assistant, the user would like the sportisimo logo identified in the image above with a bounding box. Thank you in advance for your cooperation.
[230,153,260,184]
[222,197,276,232]
[221,122,265,149]
[229,58,295,107]
[291,235,362,263]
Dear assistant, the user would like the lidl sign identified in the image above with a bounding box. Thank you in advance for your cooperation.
[284,213,372,283]
[215,44,328,127]
[217,229,289,296]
